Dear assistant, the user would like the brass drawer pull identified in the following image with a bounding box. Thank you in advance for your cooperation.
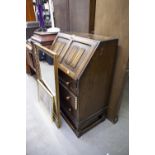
[75,97,78,110]
[66,96,71,100]
[65,81,70,86]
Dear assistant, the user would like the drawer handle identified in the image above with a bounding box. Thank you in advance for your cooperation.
[68,108,72,112]
[75,97,78,110]
[66,96,71,100]
[65,81,70,86]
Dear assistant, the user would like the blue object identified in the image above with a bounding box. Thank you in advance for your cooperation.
[39,50,46,61]
[46,55,53,65]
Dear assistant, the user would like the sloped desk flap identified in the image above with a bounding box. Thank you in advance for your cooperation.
[51,33,71,62]
[58,35,99,80]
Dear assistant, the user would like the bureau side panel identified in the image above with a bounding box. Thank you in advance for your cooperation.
[78,40,118,121]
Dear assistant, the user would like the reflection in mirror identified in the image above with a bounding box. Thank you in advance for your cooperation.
[39,51,56,96]
[34,43,61,128]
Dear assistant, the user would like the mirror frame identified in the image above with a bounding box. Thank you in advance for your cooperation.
[32,42,61,128]
[37,79,54,120]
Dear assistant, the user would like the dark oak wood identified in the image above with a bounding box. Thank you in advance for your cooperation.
[50,33,118,137]
[89,0,96,33]
[26,32,120,136]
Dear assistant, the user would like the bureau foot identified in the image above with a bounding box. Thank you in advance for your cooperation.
[76,115,106,137]
[61,108,106,137]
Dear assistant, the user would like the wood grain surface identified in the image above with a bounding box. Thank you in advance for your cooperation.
[95,0,129,122]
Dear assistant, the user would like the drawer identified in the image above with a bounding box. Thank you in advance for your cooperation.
[61,99,77,124]
[59,82,78,111]
[58,70,79,95]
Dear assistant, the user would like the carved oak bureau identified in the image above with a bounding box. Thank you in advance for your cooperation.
[48,33,118,137]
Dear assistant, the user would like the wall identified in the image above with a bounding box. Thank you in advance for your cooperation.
[95,0,129,122]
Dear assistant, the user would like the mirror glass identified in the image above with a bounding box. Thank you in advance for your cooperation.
[39,51,56,96]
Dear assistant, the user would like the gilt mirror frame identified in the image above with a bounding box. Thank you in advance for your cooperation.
[32,42,61,128]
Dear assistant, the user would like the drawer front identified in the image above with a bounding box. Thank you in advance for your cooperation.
[61,99,77,124]
[59,83,78,111]
[58,70,79,95]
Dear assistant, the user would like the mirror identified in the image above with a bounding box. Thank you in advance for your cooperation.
[33,42,61,128]
[39,51,56,95]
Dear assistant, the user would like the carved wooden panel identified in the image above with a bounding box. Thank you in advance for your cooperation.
[51,34,71,62]
[60,37,99,80]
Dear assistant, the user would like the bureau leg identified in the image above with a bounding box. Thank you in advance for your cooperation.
[112,115,118,124]
[75,130,81,138]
